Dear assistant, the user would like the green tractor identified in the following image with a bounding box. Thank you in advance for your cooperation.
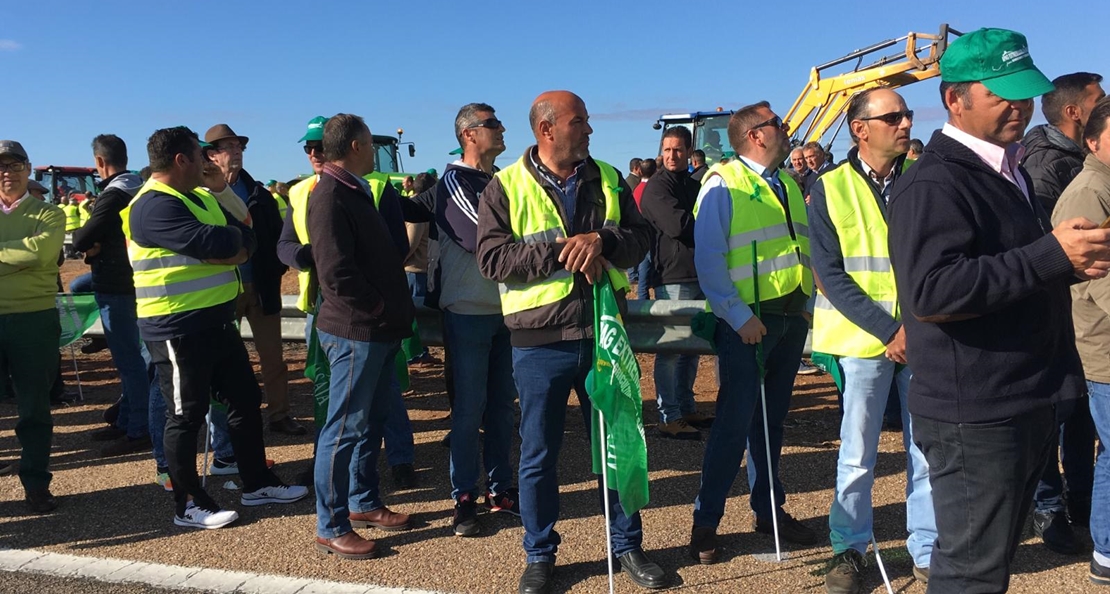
[372,128,419,193]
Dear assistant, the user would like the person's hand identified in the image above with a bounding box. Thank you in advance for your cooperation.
[737,315,767,345]
[1052,217,1110,279]
[885,326,907,364]
[84,242,101,258]
[556,232,603,274]
[201,160,227,193]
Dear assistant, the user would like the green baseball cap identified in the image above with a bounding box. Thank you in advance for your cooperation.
[940,28,1054,101]
[298,116,327,143]
[448,147,463,156]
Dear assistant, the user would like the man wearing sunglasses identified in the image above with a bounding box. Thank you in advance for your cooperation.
[689,101,817,563]
[0,140,65,514]
[809,88,936,592]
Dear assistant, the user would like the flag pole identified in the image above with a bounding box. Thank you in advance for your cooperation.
[752,240,782,562]
[599,409,616,594]
[871,533,894,594]
[68,343,84,403]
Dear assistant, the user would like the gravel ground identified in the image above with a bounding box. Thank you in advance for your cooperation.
[1,261,1094,593]
[0,571,210,594]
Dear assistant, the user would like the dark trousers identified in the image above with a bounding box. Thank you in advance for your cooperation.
[0,309,60,492]
[146,323,277,515]
[913,407,1055,594]
[1034,397,1096,516]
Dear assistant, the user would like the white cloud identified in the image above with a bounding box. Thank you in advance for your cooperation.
[0,40,22,51]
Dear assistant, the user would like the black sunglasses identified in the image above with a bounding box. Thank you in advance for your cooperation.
[749,115,788,134]
[860,110,914,126]
[467,118,503,130]
[303,143,324,155]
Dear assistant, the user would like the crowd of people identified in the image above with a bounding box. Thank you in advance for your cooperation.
[1,26,1110,594]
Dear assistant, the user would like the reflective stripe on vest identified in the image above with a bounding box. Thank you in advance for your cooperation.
[693,160,812,307]
[495,157,629,316]
[120,179,241,319]
[811,161,901,358]
[288,172,388,313]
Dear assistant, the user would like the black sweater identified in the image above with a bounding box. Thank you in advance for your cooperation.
[887,129,1084,424]
[73,172,143,294]
[639,167,699,285]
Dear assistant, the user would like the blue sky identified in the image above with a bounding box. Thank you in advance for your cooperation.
[4,1,1108,182]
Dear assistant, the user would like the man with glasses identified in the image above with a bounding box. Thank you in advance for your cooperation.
[809,89,936,592]
[0,140,65,513]
[689,102,818,563]
[204,124,304,437]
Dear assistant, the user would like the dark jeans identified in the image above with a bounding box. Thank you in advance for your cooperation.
[1033,396,1096,515]
[635,253,654,300]
[96,292,150,439]
[913,407,1055,594]
[0,309,60,492]
[513,339,643,563]
[147,324,279,515]
[694,313,808,528]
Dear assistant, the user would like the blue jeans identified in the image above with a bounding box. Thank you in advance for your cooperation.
[829,357,935,568]
[1088,381,1110,558]
[652,283,702,423]
[694,313,808,528]
[314,330,399,538]
[70,272,93,293]
[635,253,653,300]
[382,373,414,467]
[514,339,643,563]
[1033,397,1096,514]
[444,310,516,500]
[96,292,150,439]
[140,341,168,469]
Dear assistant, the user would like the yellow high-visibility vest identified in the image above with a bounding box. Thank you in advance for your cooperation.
[63,204,81,232]
[693,160,812,307]
[495,157,630,316]
[120,180,241,319]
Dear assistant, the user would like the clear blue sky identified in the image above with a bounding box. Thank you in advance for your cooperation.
[4,1,1108,182]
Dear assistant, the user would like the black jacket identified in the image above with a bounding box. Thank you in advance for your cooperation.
[72,172,143,294]
[887,129,1084,424]
[1020,124,1085,213]
[639,167,698,285]
[237,169,288,315]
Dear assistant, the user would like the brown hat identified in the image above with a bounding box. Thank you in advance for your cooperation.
[204,124,249,147]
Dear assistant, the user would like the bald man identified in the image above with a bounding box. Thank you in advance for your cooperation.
[477,91,662,593]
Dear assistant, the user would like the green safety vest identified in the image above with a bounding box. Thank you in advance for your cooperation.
[272,192,288,221]
[692,160,812,307]
[63,204,81,232]
[495,157,630,316]
[812,160,911,358]
[289,172,388,313]
[120,180,241,319]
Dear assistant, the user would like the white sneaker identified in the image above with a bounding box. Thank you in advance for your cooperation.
[174,502,238,529]
[241,484,309,507]
[209,458,239,476]
[797,361,821,375]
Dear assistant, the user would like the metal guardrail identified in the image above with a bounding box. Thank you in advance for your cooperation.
[87,295,815,355]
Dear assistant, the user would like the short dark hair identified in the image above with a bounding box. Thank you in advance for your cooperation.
[908,139,925,154]
[802,141,824,155]
[845,89,881,143]
[139,166,152,181]
[639,158,657,179]
[727,101,771,152]
[92,134,128,169]
[413,172,436,194]
[661,126,693,150]
[1043,72,1104,125]
[322,113,368,162]
[692,149,706,163]
[1083,96,1110,151]
[147,127,199,173]
[629,157,642,171]
[939,81,974,111]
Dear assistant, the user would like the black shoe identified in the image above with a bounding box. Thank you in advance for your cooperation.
[518,561,554,594]
[391,463,416,490]
[1092,557,1110,586]
[440,432,451,448]
[617,549,667,589]
[103,398,121,426]
[90,425,127,442]
[824,549,865,594]
[0,461,13,476]
[80,337,109,354]
[25,489,57,514]
[1034,510,1081,555]
[1070,497,1092,528]
[100,434,152,458]
[753,510,819,546]
[453,493,480,537]
[486,487,521,517]
[269,417,308,436]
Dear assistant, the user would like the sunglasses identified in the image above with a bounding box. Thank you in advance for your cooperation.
[860,110,914,126]
[303,143,324,155]
[749,115,788,134]
[467,118,503,130]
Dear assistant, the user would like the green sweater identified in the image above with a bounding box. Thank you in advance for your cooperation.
[0,195,65,314]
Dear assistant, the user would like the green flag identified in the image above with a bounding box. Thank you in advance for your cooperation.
[56,293,100,347]
[587,272,650,516]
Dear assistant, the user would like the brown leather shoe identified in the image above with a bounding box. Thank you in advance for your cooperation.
[349,506,412,531]
[690,525,718,564]
[315,531,378,560]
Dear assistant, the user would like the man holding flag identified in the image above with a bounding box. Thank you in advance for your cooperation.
[477,91,662,594]
[689,101,817,563]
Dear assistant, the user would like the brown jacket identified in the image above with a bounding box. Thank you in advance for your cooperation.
[477,147,652,346]
[1052,153,1110,383]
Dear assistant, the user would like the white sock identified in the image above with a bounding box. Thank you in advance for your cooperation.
[1095,550,1110,568]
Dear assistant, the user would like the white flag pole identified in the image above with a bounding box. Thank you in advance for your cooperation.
[598,409,615,594]
[201,409,213,488]
[757,375,782,561]
[871,533,894,594]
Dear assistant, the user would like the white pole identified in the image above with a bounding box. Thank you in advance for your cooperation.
[871,533,894,594]
[68,343,84,402]
[598,410,615,594]
[758,378,782,561]
[201,409,212,488]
